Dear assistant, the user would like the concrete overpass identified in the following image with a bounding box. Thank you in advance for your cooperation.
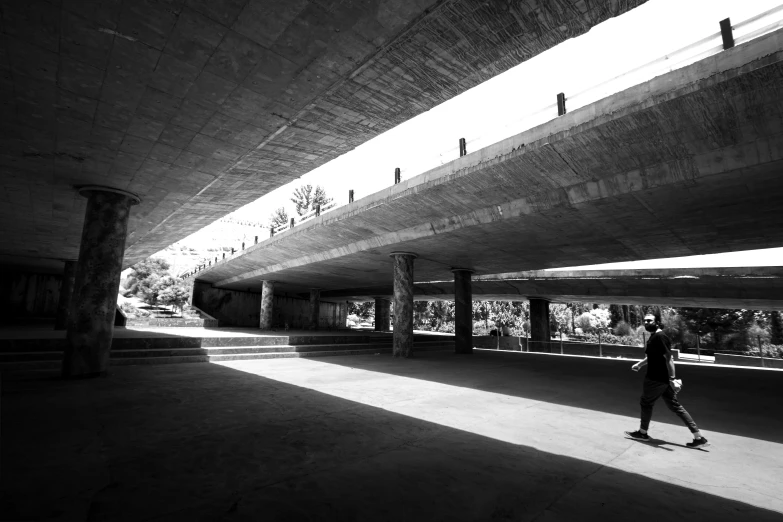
[1,0,650,376]
[319,267,783,311]
[191,29,783,354]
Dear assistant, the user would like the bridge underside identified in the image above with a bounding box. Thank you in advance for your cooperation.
[197,31,783,297]
[319,268,783,311]
[0,0,645,272]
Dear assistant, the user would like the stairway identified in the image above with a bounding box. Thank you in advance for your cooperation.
[0,333,455,371]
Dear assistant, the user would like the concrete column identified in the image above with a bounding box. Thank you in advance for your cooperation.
[309,288,320,330]
[259,280,275,329]
[390,252,417,357]
[529,297,552,353]
[54,260,78,330]
[452,269,474,354]
[62,186,140,378]
[374,297,390,331]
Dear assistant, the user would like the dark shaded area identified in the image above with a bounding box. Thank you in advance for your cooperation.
[1,360,780,521]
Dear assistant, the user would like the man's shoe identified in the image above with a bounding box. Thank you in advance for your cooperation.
[686,437,710,448]
[625,430,650,441]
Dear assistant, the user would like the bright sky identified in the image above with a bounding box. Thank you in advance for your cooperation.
[218,0,783,270]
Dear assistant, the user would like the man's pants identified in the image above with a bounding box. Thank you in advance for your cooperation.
[640,377,699,433]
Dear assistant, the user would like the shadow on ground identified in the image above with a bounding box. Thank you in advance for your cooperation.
[2,358,781,521]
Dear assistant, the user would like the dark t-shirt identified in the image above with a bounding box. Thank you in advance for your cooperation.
[645,330,672,383]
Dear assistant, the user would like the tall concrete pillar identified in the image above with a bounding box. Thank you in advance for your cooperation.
[374,297,390,331]
[54,260,78,330]
[390,252,416,357]
[62,186,140,378]
[452,269,474,354]
[529,297,551,353]
[309,288,320,330]
[259,280,275,330]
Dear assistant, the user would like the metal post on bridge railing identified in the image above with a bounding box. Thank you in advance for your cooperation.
[394,167,401,184]
[758,335,765,368]
[316,204,321,217]
[254,236,258,244]
[560,331,563,354]
[290,217,295,229]
[696,335,701,362]
[241,242,245,250]
[720,18,735,49]
[458,138,467,157]
[599,331,602,358]
[557,92,566,116]
[348,190,354,203]
[270,226,275,237]
[526,329,529,352]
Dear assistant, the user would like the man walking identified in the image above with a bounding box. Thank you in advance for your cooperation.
[625,313,709,448]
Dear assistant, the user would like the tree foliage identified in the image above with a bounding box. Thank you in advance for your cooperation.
[312,185,334,212]
[268,207,289,229]
[771,311,783,345]
[290,184,313,217]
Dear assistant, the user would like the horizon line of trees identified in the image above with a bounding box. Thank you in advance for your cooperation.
[349,300,783,356]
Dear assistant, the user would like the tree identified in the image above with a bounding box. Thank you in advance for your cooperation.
[268,207,289,229]
[609,304,624,327]
[157,281,191,315]
[771,311,783,345]
[131,257,170,280]
[312,185,334,212]
[347,301,374,320]
[676,307,744,346]
[290,184,313,216]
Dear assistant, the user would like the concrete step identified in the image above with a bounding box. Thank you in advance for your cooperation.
[0,340,454,369]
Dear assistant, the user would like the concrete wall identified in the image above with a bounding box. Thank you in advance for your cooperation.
[715,353,783,369]
[0,272,61,320]
[192,281,347,329]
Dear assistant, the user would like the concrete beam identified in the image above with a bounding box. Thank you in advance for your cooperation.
[319,267,783,311]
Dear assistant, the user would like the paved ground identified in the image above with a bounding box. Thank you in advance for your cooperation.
[2,350,782,521]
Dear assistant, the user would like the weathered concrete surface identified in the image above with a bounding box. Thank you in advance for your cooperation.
[0,271,61,322]
[321,267,783,310]
[3,352,782,520]
[453,269,472,354]
[392,252,415,357]
[63,188,138,378]
[259,280,274,330]
[192,280,346,329]
[529,297,551,352]
[196,31,783,295]
[54,260,77,330]
[0,1,644,274]
[309,288,320,330]
[374,297,390,331]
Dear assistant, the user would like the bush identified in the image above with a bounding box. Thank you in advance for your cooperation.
[614,321,632,337]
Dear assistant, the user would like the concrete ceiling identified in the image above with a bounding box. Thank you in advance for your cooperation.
[0,0,647,273]
[318,267,783,310]
[193,30,783,295]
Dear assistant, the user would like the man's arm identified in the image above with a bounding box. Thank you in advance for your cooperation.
[632,357,648,371]
[665,353,676,379]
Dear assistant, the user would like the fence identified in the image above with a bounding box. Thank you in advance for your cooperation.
[473,335,680,361]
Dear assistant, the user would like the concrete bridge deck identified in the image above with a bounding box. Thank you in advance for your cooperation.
[0,0,645,273]
[194,28,783,296]
[3,350,781,520]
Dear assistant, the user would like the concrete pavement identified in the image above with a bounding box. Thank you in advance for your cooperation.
[2,350,781,521]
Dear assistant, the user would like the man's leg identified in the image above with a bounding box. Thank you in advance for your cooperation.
[640,378,668,432]
[661,386,708,447]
